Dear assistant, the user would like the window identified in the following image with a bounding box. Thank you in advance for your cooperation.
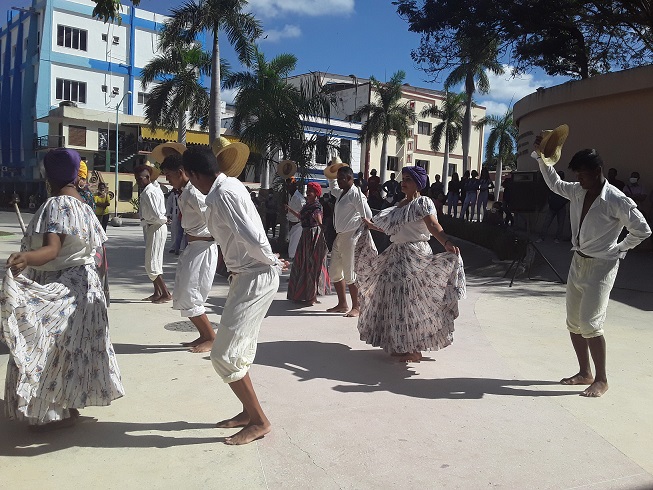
[448,163,457,177]
[416,159,430,173]
[137,92,150,104]
[387,156,399,171]
[340,139,351,164]
[417,121,431,136]
[118,181,133,201]
[406,155,412,163]
[57,25,87,51]
[407,141,413,151]
[56,78,87,103]
[315,135,327,165]
[68,125,87,147]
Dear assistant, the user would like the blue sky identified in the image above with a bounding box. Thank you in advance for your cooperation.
[2,0,568,116]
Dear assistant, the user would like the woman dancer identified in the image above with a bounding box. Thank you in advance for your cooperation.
[446,172,461,217]
[357,166,466,362]
[1,148,124,430]
[476,168,495,222]
[286,182,331,304]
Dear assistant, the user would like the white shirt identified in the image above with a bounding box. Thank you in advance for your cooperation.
[205,173,280,273]
[178,181,211,238]
[287,189,306,223]
[165,191,179,218]
[140,181,167,226]
[328,179,373,234]
[536,155,651,259]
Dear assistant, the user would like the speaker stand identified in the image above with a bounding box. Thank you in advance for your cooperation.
[504,216,566,287]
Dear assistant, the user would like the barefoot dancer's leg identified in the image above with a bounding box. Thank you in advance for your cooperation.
[345,282,360,317]
[582,335,608,397]
[560,332,595,385]
[188,314,215,353]
[327,280,349,313]
[223,374,271,445]
[152,276,172,303]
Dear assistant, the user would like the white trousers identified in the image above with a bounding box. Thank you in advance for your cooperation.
[329,230,357,285]
[173,241,218,317]
[144,223,167,281]
[288,222,302,259]
[210,268,279,383]
[566,253,619,338]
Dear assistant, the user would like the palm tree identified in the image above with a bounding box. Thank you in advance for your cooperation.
[421,91,465,194]
[141,43,216,144]
[479,108,518,195]
[444,36,504,173]
[353,70,416,183]
[162,0,262,142]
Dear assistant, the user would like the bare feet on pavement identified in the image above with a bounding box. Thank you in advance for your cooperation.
[153,294,173,304]
[344,307,360,317]
[181,337,204,347]
[190,339,214,353]
[216,411,250,429]
[581,380,608,397]
[327,304,349,313]
[560,373,594,385]
[225,423,271,445]
[142,294,157,301]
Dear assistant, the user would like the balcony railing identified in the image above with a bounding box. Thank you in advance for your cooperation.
[33,135,66,150]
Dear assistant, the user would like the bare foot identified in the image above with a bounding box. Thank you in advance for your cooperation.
[190,339,214,353]
[581,380,608,397]
[181,336,203,347]
[216,411,250,429]
[395,352,423,363]
[560,373,594,385]
[327,304,349,313]
[225,423,271,445]
[142,294,158,301]
[344,307,360,317]
[153,294,173,304]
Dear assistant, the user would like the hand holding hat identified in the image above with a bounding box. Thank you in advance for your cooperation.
[324,155,349,180]
[533,124,569,165]
[277,160,297,179]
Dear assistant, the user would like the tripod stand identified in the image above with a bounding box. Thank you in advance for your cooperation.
[504,214,566,287]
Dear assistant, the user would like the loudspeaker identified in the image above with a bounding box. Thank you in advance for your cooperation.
[506,171,548,212]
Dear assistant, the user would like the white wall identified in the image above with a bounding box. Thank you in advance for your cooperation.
[134,28,162,68]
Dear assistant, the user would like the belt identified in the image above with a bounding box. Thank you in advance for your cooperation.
[186,234,214,242]
[575,250,594,259]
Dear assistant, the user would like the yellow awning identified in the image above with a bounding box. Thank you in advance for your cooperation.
[140,128,239,146]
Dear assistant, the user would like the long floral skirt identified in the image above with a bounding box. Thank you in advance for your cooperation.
[355,232,466,354]
[287,226,331,302]
[1,265,124,425]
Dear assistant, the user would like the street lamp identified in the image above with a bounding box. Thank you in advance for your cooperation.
[114,90,131,217]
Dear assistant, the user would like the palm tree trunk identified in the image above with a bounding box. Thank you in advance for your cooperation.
[209,29,221,142]
[177,111,187,145]
[380,134,388,183]
[442,135,450,195]
[462,97,472,174]
[494,156,503,202]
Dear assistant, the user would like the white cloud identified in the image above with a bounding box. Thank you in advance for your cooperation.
[247,0,355,17]
[478,100,509,117]
[482,64,567,105]
[262,24,302,42]
[220,87,240,105]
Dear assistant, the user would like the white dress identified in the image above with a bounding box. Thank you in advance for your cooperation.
[1,196,124,425]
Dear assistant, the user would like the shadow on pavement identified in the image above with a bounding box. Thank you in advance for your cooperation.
[255,341,574,399]
[112,343,189,355]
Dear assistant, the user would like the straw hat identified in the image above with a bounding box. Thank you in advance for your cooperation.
[277,160,297,179]
[324,162,349,180]
[537,124,569,166]
[211,136,231,155]
[150,142,187,164]
[215,141,250,177]
[144,161,161,180]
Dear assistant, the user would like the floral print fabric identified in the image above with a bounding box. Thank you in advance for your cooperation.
[355,198,466,354]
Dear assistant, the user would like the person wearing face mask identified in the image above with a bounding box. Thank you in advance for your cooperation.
[624,172,648,207]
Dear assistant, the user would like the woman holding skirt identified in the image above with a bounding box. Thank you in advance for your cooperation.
[286,182,331,304]
[1,148,124,430]
[356,166,466,362]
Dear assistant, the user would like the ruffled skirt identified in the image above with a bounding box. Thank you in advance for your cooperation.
[1,265,124,425]
[355,232,466,354]
[287,226,331,302]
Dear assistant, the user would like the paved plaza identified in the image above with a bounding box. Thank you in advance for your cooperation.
[0,210,652,489]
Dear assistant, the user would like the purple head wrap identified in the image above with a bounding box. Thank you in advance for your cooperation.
[44,148,81,185]
[402,166,427,190]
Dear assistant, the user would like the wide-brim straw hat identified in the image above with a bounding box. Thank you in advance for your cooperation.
[324,162,349,180]
[538,124,569,166]
[150,142,187,164]
[277,160,297,179]
[144,161,161,180]
[215,141,250,177]
[211,136,232,156]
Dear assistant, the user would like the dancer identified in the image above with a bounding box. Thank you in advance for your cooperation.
[326,164,372,317]
[532,136,651,397]
[1,148,124,430]
[286,181,331,304]
[135,162,172,303]
[182,145,288,445]
[357,165,466,362]
[160,154,219,353]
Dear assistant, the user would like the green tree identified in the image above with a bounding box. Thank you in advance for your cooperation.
[162,0,262,142]
[444,35,503,173]
[141,43,217,144]
[353,70,416,183]
[478,108,518,194]
[421,91,465,194]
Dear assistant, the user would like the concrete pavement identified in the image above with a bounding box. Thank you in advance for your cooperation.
[0,211,652,489]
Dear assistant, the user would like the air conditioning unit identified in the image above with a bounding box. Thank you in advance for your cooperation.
[101,85,108,93]
[112,36,119,45]
[112,87,120,95]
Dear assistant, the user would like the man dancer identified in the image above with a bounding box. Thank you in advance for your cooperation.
[135,164,172,303]
[327,165,372,317]
[182,146,287,445]
[532,142,650,397]
[161,154,218,353]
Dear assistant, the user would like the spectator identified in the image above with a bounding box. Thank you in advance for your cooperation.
[382,172,401,205]
[446,172,461,218]
[367,168,381,200]
[430,174,444,199]
[264,192,278,238]
[460,170,480,221]
[476,168,495,222]
[607,168,625,191]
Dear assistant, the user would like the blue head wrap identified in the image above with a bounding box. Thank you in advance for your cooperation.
[402,166,427,190]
